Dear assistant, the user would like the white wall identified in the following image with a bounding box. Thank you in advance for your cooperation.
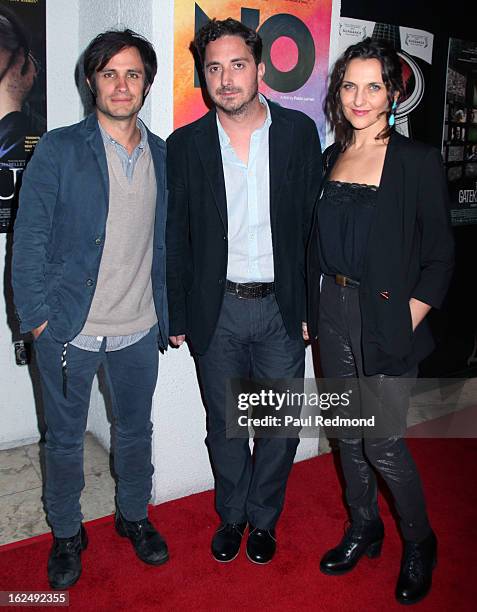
[1,0,320,504]
[0,242,39,448]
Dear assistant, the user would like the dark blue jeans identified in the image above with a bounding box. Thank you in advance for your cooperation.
[196,292,305,530]
[34,326,159,538]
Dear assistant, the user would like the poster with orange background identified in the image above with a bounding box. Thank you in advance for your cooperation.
[174,0,333,144]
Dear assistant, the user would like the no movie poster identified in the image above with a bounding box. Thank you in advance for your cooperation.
[0,0,46,233]
[173,0,333,146]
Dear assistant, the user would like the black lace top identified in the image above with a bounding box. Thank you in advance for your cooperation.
[317,180,378,281]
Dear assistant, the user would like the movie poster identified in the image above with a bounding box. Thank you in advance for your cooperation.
[333,17,433,143]
[173,0,333,145]
[442,38,477,226]
[0,0,46,233]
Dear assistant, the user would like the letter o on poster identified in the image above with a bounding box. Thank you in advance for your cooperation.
[259,14,315,93]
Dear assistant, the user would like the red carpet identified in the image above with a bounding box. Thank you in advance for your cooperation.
[1,438,476,611]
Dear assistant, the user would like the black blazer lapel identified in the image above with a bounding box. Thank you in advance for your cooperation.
[375,131,398,209]
[269,108,293,231]
[194,111,228,232]
[362,132,402,283]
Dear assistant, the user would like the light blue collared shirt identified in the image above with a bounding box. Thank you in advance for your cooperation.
[217,94,274,283]
[98,119,147,183]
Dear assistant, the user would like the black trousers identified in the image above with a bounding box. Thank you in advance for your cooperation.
[196,292,305,529]
[318,275,431,542]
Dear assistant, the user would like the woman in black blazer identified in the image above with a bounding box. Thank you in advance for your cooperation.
[305,38,454,605]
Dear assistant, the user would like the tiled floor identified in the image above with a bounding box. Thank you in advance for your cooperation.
[1,378,475,547]
[0,433,115,546]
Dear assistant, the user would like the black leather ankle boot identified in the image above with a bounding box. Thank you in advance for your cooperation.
[48,524,88,589]
[115,509,169,566]
[395,530,437,605]
[320,518,384,575]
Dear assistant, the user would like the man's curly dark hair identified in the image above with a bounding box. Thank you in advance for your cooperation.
[194,18,262,67]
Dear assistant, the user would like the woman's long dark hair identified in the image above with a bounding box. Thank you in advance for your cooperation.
[325,37,405,149]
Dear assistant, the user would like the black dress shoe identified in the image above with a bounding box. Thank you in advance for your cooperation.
[395,530,437,605]
[211,522,247,562]
[320,518,384,575]
[115,510,169,566]
[48,524,88,590]
[246,526,276,564]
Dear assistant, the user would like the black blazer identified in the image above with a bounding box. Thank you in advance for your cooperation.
[166,101,322,355]
[307,132,455,375]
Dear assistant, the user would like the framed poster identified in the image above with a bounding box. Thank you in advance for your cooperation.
[0,0,46,233]
[442,38,477,226]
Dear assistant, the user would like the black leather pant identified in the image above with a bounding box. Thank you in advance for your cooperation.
[318,275,431,542]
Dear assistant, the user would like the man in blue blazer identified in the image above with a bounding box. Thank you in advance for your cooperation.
[12,30,168,589]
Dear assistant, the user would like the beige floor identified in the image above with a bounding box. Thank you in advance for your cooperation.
[1,379,474,546]
[0,433,115,546]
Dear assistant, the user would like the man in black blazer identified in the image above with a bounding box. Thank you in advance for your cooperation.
[167,18,322,564]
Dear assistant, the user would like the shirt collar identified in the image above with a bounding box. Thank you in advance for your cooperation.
[216,93,272,148]
[98,118,148,150]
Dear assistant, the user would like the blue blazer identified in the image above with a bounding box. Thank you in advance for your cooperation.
[12,113,169,348]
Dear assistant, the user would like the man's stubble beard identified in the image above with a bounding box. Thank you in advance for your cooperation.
[213,81,259,117]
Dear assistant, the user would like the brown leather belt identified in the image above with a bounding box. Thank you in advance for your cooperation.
[225,280,275,299]
[334,274,360,288]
